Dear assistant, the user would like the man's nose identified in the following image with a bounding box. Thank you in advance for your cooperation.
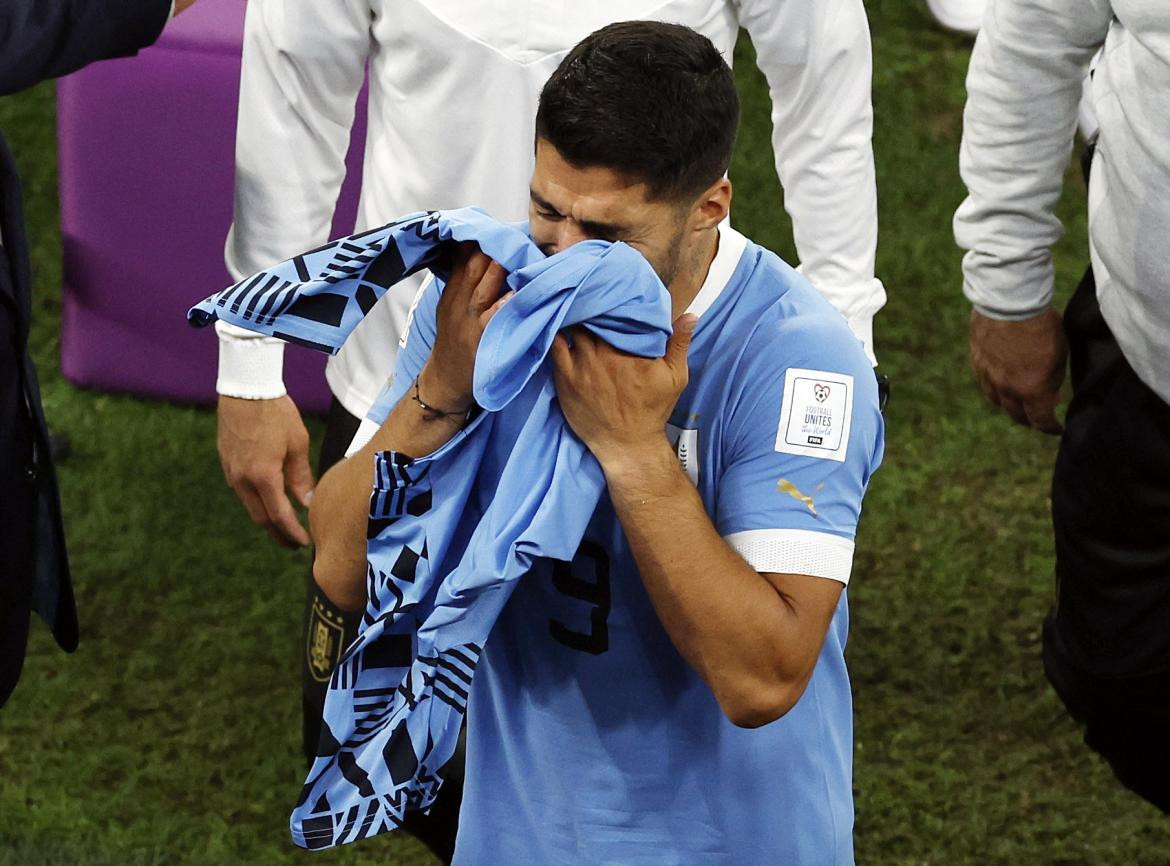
[548,220,589,255]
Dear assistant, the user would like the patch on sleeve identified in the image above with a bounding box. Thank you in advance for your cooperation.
[775,368,854,463]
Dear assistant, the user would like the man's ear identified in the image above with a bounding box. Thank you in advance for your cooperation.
[688,178,732,231]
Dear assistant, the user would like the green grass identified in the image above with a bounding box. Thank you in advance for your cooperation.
[3,2,1168,864]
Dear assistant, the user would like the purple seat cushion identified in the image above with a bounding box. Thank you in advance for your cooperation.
[58,0,367,414]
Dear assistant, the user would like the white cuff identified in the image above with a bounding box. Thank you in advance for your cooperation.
[845,314,877,368]
[970,300,1051,323]
[724,528,855,585]
[215,320,288,399]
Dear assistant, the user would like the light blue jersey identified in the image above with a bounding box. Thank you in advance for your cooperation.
[391,226,884,865]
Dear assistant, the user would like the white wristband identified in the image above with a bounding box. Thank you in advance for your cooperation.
[215,320,288,400]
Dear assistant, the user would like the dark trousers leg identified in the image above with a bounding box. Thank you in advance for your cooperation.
[1042,268,1170,813]
[301,398,464,862]
[0,301,35,706]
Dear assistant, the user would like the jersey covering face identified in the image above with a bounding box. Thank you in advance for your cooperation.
[383,225,883,865]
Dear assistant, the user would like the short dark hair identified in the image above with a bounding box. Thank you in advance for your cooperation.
[535,21,740,202]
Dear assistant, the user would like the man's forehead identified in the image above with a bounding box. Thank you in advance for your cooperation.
[531,140,653,216]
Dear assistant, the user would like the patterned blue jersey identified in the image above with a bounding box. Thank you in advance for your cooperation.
[388,227,884,865]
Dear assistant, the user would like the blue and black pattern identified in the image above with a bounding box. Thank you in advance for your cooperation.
[188,208,673,850]
[188,208,542,352]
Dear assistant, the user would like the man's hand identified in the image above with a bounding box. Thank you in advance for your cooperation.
[969,306,1068,435]
[308,245,512,600]
[416,243,512,412]
[217,395,314,548]
[550,314,697,468]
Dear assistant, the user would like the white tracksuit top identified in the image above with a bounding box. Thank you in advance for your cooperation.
[218,0,886,418]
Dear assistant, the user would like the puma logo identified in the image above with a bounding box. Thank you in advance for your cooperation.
[777,479,825,516]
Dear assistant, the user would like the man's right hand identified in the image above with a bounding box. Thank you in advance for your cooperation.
[217,395,315,548]
[969,306,1068,435]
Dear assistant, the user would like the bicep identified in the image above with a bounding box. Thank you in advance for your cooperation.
[716,342,884,584]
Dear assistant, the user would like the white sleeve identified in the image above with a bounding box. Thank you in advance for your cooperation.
[953,0,1112,320]
[215,320,287,400]
[737,0,885,365]
[216,0,370,398]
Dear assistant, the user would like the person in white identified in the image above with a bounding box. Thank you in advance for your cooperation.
[215,2,885,858]
[955,0,1170,813]
[927,0,986,34]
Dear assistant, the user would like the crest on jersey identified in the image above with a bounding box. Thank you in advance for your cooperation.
[307,598,347,683]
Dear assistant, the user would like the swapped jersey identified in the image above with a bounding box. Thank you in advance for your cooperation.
[388,225,884,865]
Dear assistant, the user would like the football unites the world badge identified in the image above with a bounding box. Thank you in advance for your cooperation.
[775,368,855,463]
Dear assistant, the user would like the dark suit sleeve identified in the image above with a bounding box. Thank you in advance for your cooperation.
[0,0,172,95]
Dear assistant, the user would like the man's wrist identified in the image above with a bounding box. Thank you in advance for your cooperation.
[595,436,681,494]
[416,361,473,414]
[971,302,1053,323]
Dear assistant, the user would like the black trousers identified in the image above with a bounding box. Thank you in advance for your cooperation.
[301,398,464,861]
[1043,268,1170,812]
[0,297,36,704]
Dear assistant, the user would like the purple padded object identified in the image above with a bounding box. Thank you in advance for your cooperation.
[58,0,368,414]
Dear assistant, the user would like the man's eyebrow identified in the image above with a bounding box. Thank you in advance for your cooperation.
[530,188,627,239]
[579,218,628,239]
[529,189,561,215]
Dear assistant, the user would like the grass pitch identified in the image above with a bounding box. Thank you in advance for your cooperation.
[3,2,1168,864]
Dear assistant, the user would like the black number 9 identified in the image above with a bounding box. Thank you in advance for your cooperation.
[548,540,611,655]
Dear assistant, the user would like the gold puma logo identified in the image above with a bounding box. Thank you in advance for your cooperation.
[777,479,825,516]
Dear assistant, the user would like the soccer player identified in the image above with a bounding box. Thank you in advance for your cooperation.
[215,3,886,808]
[310,22,884,863]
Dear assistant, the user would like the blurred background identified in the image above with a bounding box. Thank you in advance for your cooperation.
[2,1,1166,864]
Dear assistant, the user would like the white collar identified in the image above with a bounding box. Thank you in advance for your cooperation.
[683,222,747,319]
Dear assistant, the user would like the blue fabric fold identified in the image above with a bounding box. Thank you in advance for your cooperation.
[187,207,672,849]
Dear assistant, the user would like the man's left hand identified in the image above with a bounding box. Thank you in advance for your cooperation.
[550,314,696,468]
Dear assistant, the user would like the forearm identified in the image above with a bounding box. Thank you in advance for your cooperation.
[955,0,1110,317]
[601,438,820,727]
[309,360,469,605]
[0,0,171,94]
[741,0,884,362]
[228,0,369,276]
